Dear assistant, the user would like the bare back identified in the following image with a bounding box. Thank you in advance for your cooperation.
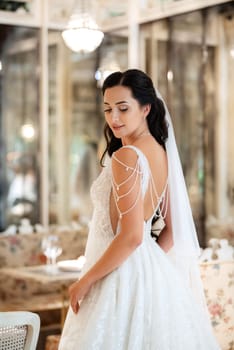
[110,135,169,234]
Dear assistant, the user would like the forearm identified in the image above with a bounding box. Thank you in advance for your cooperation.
[81,233,140,286]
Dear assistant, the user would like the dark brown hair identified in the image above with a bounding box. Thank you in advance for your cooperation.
[100,69,168,166]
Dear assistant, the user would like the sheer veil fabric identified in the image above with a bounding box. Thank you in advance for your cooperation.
[158,90,209,315]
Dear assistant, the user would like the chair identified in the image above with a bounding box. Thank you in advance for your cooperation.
[200,260,234,350]
[0,311,40,350]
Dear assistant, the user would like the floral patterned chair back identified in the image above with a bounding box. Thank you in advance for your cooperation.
[200,259,234,350]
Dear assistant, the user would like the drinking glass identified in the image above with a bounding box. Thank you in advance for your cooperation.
[41,235,63,272]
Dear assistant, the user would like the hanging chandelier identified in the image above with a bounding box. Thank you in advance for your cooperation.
[62,1,104,54]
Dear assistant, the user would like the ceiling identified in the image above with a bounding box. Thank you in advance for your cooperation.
[48,0,128,26]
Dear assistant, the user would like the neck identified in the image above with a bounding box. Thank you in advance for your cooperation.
[122,129,151,146]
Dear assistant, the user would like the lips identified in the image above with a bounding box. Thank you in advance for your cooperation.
[112,124,124,131]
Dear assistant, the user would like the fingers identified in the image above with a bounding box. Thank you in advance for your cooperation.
[71,298,80,314]
[69,281,80,314]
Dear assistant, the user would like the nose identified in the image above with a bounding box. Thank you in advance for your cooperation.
[111,109,119,122]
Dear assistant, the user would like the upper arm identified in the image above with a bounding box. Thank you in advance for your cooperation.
[111,148,144,244]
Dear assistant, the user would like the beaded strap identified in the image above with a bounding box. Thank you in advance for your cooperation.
[111,153,143,219]
[111,148,169,221]
[149,169,169,219]
[112,153,142,191]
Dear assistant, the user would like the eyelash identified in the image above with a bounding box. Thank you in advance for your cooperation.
[104,108,128,113]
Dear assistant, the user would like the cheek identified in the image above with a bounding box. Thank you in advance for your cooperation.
[104,114,110,124]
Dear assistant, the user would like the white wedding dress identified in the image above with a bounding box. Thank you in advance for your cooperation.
[59,146,220,350]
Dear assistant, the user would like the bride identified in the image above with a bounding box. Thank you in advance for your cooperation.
[59,69,220,349]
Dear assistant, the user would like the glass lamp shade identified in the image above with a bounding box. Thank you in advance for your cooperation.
[62,13,104,53]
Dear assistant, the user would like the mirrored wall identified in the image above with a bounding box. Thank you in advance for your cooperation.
[0,25,40,230]
[0,27,128,231]
[141,4,234,244]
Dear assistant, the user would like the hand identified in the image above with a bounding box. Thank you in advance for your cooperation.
[69,276,92,314]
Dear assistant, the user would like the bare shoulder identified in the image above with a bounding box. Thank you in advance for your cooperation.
[112,147,138,170]
[135,137,167,164]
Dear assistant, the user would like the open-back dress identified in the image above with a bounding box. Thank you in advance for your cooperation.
[59,145,220,350]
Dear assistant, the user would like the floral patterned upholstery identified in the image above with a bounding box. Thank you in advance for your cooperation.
[0,228,88,268]
[0,228,88,326]
[0,229,87,299]
[200,261,234,350]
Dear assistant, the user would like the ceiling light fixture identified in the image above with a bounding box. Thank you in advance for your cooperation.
[62,1,104,53]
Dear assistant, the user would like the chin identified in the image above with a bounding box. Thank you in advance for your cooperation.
[112,130,124,139]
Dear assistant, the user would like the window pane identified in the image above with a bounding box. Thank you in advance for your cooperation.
[0,25,40,231]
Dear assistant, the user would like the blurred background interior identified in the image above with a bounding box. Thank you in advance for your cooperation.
[0,0,234,244]
[0,1,233,349]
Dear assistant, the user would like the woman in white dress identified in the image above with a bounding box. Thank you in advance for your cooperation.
[59,69,220,349]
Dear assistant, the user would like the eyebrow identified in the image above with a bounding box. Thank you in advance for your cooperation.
[104,100,129,105]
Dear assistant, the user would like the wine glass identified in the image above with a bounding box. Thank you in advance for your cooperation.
[41,235,63,272]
